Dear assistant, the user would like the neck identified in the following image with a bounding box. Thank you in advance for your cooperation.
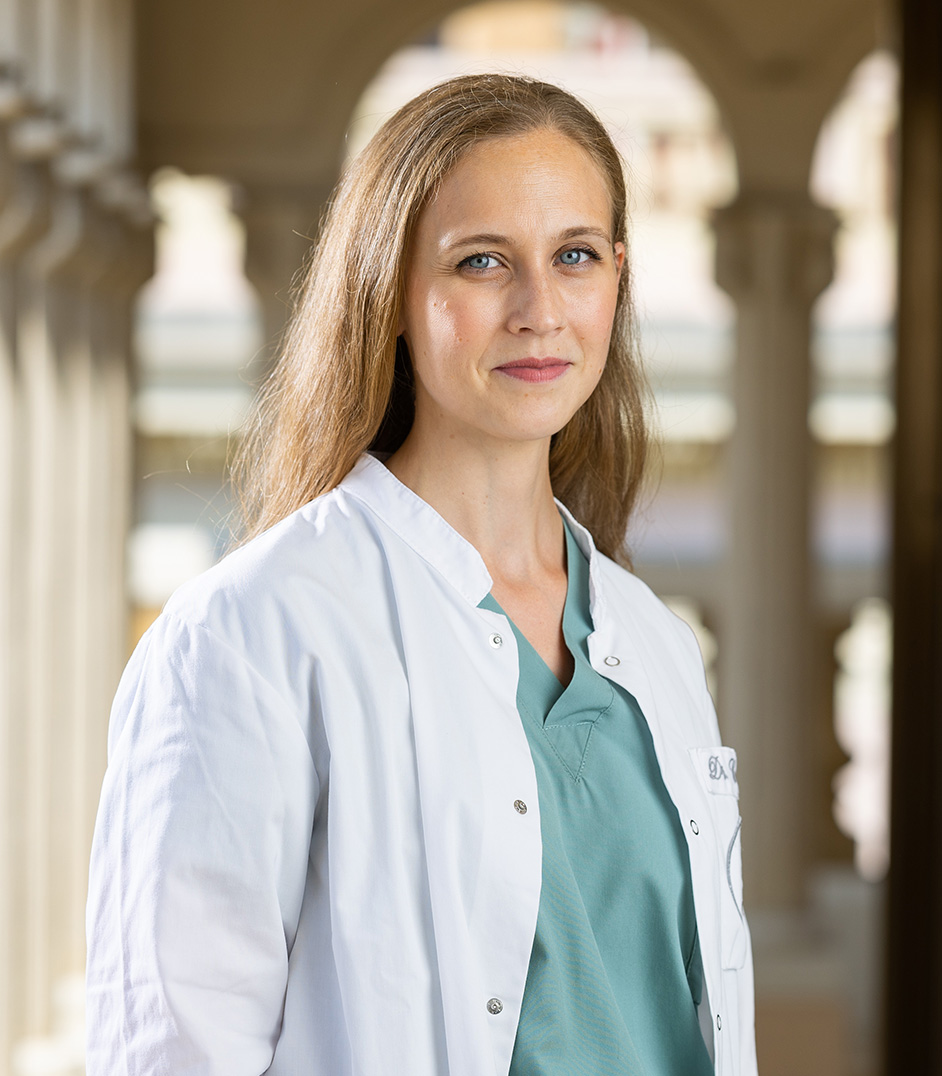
[385,428,564,582]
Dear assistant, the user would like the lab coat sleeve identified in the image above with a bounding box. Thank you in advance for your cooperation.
[86,611,320,1076]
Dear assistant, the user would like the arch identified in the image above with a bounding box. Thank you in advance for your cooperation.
[305,0,883,193]
[134,0,883,201]
[342,1,737,192]
[305,0,739,176]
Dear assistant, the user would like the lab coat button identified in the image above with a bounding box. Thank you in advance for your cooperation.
[489,633,503,649]
[689,819,700,835]
[603,655,620,666]
[486,998,503,1015]
[716,1014,722,1031]
[514,799,528,815]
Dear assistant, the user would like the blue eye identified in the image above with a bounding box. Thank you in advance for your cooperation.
[559,248,597,265]
[462,253,499,270]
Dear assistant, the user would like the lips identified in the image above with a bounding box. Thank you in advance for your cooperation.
[494,358,572,383]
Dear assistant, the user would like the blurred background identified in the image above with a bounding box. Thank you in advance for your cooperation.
[1,0,940,1072]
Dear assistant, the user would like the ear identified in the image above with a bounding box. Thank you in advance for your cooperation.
[613,240,626,280]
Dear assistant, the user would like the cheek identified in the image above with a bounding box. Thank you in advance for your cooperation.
[412,292,463,349]
[408,301,467,395]
[436,300,465,347]
[426,296,499,369]
[574,286,619,350]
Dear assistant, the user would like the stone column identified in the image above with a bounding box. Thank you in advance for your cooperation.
[0,0,148,1065]
[5,171,150,1075]
[19,162,80,1041]
[43,179,144,983]
[56,190,102,983]
[0,130,18,1076]
[714,192,837,911]
[0,148,54,1060]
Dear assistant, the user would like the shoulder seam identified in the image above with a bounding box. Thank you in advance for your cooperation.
[160,610,300,716]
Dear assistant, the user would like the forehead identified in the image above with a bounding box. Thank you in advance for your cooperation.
[422,129,615,234]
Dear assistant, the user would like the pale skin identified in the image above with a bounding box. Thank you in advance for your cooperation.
[386,128,625,685]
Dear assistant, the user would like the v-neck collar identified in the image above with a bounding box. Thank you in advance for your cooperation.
[480,521,613,728]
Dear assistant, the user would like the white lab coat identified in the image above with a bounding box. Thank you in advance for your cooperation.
[86,452,758,1076]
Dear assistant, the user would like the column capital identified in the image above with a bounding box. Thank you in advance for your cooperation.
[21,186,89,286]
[714,191,839,305]
[6,168,153,297]
[0,158,53,265]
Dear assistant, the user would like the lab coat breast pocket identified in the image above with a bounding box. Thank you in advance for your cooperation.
[690,745,747,970]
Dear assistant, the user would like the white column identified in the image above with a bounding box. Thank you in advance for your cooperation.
[0,128,24,1076]
[43,184,109,981]
[714,192,837,911]
[19,165,77,1041]
[0,0,149,1068]
[6,173,150,1076]
[0,149,54,1061]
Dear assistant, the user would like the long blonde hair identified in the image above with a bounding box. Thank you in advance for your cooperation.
[233,74,648,564]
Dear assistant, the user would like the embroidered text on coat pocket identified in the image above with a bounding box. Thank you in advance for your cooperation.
[690,745,747,969]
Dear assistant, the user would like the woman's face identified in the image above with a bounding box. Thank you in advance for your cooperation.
[398,128,625,453]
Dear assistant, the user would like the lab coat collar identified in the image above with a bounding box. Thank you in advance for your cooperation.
[554,500,610,630]
[340,453,494,606]
[339,453,611,615]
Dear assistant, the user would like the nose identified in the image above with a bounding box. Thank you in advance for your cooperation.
[507,267,565,336]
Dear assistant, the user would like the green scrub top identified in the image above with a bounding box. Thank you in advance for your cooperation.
[479,521,714,1075]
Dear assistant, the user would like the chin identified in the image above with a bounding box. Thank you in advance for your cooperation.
[488,415,578,444]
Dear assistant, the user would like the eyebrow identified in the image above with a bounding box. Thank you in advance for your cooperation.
[440,225,613,254]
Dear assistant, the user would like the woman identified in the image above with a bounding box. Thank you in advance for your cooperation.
[86,75,757,1076]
